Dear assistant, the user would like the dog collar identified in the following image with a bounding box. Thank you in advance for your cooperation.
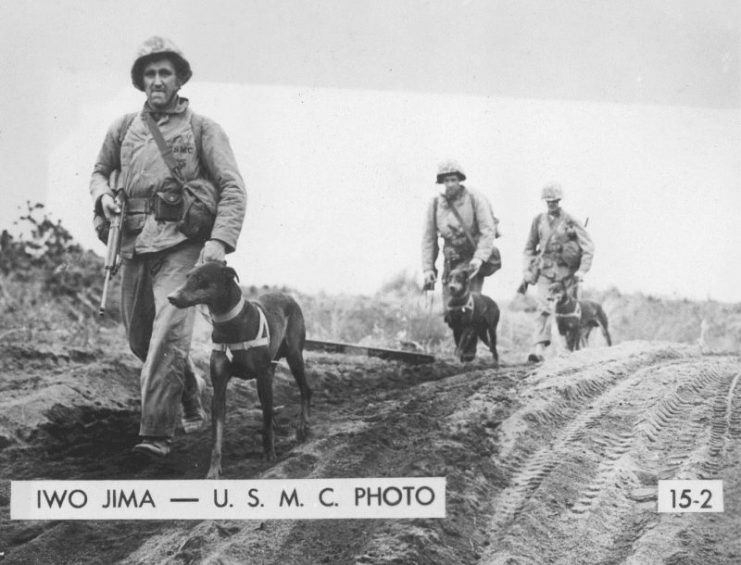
[555,301,582,319]
[210,296,246,324]
[212,303,270,353]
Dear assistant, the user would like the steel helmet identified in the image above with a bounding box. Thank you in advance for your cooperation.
[436,160,466,184]
[541,182,564,201]
[131,36,192,91]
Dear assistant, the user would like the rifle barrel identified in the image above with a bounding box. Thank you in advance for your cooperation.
[99,272,111,316]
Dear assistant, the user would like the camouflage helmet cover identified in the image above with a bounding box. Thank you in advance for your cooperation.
[131,36,192,91]
[436,160,466,184]
[541,182,564,201]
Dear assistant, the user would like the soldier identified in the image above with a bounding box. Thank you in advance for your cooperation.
[89,37,247,457]
[421,160,500,305]
[523,182,594,362]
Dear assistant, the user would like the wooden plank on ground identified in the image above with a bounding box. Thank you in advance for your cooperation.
[304,339,434,365]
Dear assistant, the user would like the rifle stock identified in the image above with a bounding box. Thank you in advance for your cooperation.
[99,170,125,316]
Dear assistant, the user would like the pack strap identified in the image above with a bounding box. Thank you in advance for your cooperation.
[142,111,186,186]
[212,302,270,353]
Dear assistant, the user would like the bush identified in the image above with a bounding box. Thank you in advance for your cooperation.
[0,203,119,346]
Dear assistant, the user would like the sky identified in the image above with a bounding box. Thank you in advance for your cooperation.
[2,0,740,301]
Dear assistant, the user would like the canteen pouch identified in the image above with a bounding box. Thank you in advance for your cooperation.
[177,179,217,241]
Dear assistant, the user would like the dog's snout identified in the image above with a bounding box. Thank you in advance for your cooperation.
[167,291,185,308]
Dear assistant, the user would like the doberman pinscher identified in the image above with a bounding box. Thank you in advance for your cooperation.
[547,279,612,352]
[168,262,311,479]
[445,264,500,365]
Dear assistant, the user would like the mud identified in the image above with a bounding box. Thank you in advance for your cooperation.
[0,336,739,564]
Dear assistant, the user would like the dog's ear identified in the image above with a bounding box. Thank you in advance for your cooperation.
[223,265,240,282]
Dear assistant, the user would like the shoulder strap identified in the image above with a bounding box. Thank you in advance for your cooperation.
[190,112,204,156]
[444,195,477,248]
[142,111,186,185]
[118,112,137,145]
[114,113,138,188]
[189,112,211,180]
[538,213,560,258]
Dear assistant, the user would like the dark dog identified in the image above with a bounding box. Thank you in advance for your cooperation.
[168,263,311,479]
[445,264,500,364]
[547,280,612,351]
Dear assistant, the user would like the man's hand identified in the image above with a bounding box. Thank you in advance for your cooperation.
[200,239,226,264]
[468,258,483,278]
[100,194,121,221]
[423,270,436,290]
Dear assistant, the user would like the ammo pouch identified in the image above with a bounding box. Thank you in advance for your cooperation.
[153,191,184,222]
[151,181,217,242]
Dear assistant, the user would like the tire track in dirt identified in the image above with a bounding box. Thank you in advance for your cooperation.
[480,347,740,565]
[488,345,688,533]
[626,365,741,564]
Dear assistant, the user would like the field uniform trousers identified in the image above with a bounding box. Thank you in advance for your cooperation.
[121,241,202,437]
[532,275,577,347]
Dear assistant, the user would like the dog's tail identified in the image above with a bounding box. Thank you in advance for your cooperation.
[596,307,612,346]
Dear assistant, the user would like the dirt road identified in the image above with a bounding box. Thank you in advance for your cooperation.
[0,339,739,564]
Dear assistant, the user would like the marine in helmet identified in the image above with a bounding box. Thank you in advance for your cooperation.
[522,182,594,363]
[89,37,247,457]
[421,160,501,305]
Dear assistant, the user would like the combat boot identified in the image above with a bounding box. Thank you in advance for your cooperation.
[527,343,546,364]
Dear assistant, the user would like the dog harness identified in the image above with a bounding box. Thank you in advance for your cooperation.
[555,301,582,319]
[210,297,270,353]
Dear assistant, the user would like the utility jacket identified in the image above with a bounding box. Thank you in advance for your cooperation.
[89,97,246,258]
[523,209,594,282]
[421,186,497,274]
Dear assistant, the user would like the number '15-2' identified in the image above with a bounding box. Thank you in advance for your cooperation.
[670,488,712,509]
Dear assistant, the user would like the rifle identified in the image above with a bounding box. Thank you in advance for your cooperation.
[99,170,126,316]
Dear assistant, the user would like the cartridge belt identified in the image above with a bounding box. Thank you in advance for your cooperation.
[126,197,152,214]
